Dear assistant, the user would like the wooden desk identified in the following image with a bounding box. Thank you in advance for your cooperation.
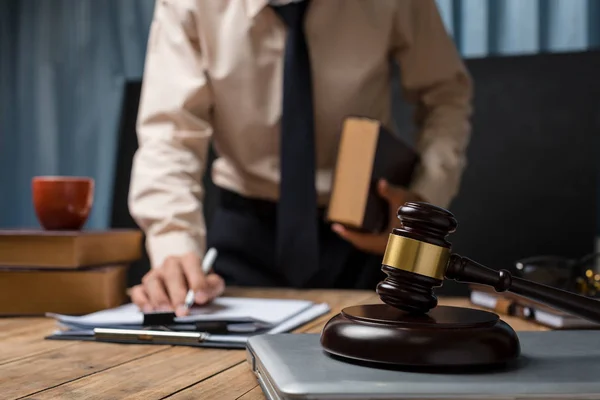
[0,288,546,399]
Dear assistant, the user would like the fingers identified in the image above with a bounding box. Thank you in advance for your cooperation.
[135,252,225,315]
[162,257,189,311]
[331,223,387,254]
[377,179,390,198]
[130,284,152,313]
[377,179,408,203]
[379,178,425,204]
[180,253,225,308]
[190,270,225,306]
[180,253,207,293]
[205,274,226,299]
[142,271,171,311]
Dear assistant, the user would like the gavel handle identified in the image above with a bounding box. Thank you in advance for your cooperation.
[446,254,600,324]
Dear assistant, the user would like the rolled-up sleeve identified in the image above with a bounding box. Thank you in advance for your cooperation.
[128,0,212,268]
[393,0,473,208]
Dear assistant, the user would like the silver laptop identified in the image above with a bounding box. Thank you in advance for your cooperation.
[246,331,600,399]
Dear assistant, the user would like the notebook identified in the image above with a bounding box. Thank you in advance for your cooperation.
[46,297,330,349]
[327,117,419,233]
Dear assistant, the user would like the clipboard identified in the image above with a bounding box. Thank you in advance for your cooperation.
[45,302,331,349]
[45,327,248,349]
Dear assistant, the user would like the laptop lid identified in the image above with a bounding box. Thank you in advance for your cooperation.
[246,331,600,399]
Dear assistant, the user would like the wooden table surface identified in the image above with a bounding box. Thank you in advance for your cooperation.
[0,287,547,400]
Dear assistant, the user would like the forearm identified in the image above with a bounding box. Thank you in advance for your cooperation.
[409,75,472,208]
[128,0,213,268]
[128,134,209,268]
[394,0,473,208]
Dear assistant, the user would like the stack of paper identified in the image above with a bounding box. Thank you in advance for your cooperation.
[46,297,330,348]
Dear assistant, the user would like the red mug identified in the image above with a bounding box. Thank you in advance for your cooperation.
[32,176,94,230]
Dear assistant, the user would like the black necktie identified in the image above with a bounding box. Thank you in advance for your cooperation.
[272,1,319,287]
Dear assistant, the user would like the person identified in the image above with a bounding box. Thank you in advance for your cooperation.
[128,0,473,315]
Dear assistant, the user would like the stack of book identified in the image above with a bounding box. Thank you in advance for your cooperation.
[0,229,142,316]
[469,284,600,329]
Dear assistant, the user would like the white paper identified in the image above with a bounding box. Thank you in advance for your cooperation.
[48,297,315,328]
[266,302,330,334]
[206,302,329,342]
[50,302,331,345]
[177,297,314,325]
[48,303,143,327]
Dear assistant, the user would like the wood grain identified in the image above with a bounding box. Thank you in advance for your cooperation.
[0,333,74,367]
[0,318,51,338]
[0,342,168,399]
[0,318,76,365]
[0,289,550,400]
[237,386,265,400]
[26,347,246,400]
[168,363,255,400]
[166,290,378,399]
[23,289,376,400]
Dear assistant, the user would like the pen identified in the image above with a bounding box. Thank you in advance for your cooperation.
[183,247,218,310]
[93,327,248,345]
[94,327,209,345]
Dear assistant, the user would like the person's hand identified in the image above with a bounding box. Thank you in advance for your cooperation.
[129,252,225,317]
[332,179,423,254]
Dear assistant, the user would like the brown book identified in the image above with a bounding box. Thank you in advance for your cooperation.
[0,264,128,315]
[327,117,419,233]
[0,229,143,268]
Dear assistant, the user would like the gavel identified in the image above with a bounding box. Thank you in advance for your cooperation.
[377,202,600,323]
[321,202,600,368]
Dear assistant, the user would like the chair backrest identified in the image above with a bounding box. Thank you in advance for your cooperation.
[392,50,600,295]
[110,81,148,285]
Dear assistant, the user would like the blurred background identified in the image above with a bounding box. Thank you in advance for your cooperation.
[1,0,599,289]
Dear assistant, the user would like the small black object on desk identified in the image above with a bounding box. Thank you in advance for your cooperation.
[142,311,229,334]
[320,202,600,369]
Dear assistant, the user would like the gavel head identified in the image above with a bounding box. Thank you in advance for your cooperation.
[376,202,458,314]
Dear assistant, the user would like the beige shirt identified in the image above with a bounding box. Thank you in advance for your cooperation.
[129,0,473,268]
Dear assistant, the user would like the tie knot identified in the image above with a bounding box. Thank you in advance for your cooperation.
[272,0,309,28]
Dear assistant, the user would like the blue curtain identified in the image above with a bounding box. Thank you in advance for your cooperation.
[1,0,599,229]
[437,0,600,56]
[0,0,155,229]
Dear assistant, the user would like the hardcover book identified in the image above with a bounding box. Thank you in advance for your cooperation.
[0,229,142,268]
[0,264,128,315]
[327,117,419,233]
